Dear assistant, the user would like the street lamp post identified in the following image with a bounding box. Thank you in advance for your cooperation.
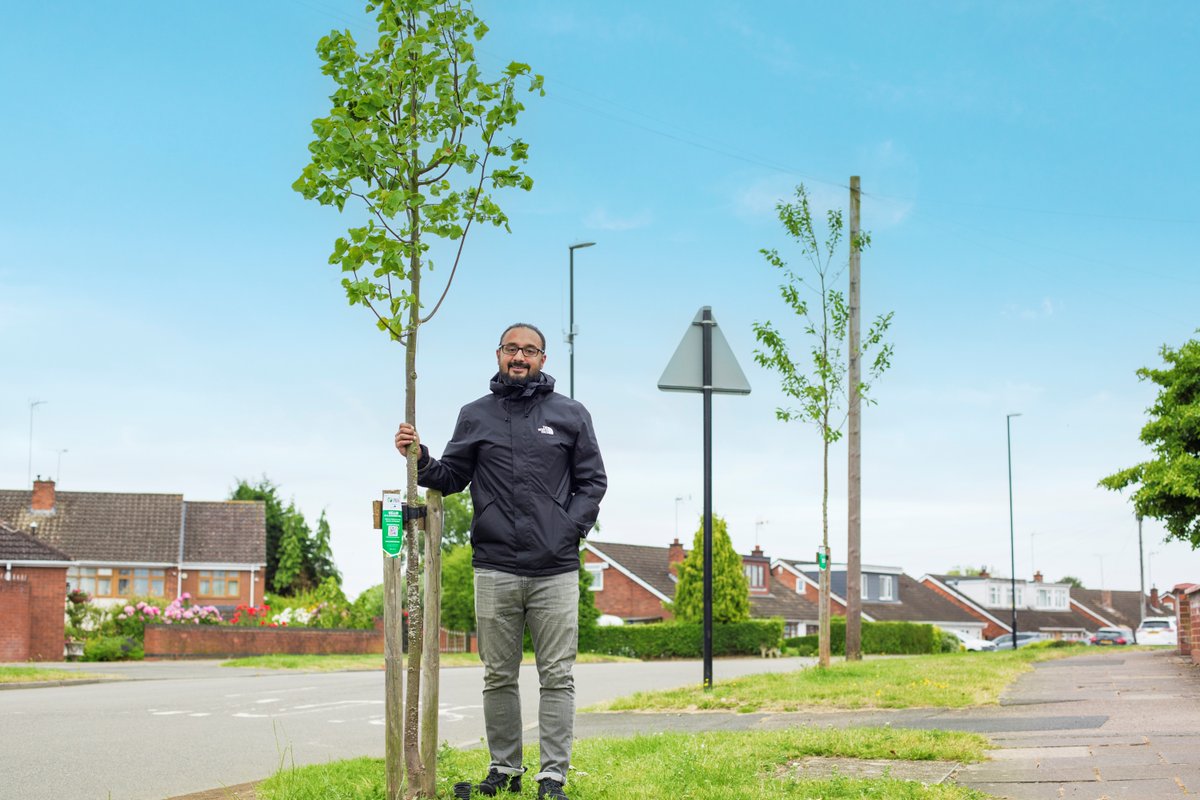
[567,241,596,399]
[1136,513,1145,643]
[1006,412,1022,650]
[28,399,47,488]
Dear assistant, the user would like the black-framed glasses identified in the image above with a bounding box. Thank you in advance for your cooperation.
[498,344,544,357]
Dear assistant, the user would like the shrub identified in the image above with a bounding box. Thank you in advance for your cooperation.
[349,584,385,630]
[109,599,166,639]
[935,628,963,653]
[1024,638,1085,650]
[586,619,784,659]
[783,618,944,656]
[83,636,144,662]
[162,593,223,625]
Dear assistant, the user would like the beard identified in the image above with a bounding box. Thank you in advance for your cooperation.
[500,370,533,386]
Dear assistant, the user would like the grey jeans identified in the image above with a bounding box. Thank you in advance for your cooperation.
[474,568,578,784]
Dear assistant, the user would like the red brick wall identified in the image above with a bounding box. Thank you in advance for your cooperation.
[0,579,32,661]
[1176,586,1193,658]
[585,552,672,622]
[1184,588,1200,664]
[0,567,67,662]
[145,624,384,658]
[144,622,475,658]
[921,577,1008,639]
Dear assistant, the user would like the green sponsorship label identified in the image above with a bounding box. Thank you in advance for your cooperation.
[382,492,404,557]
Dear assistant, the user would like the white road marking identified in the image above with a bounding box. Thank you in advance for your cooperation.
[151,710,190,716]
[255,698,282,704]
[188,713,211,717]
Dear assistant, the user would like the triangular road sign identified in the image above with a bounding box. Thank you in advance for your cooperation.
[658,306,751,395]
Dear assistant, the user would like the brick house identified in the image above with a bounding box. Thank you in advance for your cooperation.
[583,539,979,640]
[0,479,266,610]
[582,539,820,634]
[0,519,73,661]
[918,571,1164,641]
[774,560,986,640]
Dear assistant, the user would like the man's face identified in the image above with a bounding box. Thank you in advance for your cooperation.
[497,327,546,385]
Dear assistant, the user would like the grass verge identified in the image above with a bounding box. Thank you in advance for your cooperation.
[221,651,635,671]
[588,647,1102,712]
[0,666,105,683]
[258,728,992,799]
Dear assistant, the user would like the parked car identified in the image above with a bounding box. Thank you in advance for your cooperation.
[1135,617,1177,646]
[991,633,1045,649]
[951,631,997,651]
[1089,627,1129,646]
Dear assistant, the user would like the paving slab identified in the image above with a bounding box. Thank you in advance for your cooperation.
[954,651,1200,799]
[780,757,959,784]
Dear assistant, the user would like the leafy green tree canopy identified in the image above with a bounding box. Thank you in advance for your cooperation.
[1057,576,1085,589]
[230,477,341,595]
[1100,334,1200,548]
[441,492,472,551]
[669,515,751,624]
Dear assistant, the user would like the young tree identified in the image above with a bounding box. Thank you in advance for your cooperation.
[1100,334,1200,549]
[273,510,310,593]
[308,510,342,586]
[752,184,892,668]
[294,3,540,795]
[669,515,750,624]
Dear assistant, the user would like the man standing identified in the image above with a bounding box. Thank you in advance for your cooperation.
[395,323,606,800]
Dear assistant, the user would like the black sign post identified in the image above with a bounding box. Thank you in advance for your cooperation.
[659,306,750,689]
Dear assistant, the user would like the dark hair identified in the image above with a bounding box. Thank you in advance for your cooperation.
[499,323,546,350]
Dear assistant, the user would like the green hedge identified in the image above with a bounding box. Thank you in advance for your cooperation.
[586,619,784,659]
[784,618,944,656]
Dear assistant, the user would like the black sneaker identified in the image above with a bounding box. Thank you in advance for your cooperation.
[453,769,522,799]
[537,779,569,799]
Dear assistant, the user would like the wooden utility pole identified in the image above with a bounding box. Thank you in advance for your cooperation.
[845,175,863,661]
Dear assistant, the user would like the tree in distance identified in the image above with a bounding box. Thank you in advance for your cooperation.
[230,477,340,595]
[293,1,541,795]
[668,515,750,625]
[751,184,893,667]
[1057,576,1084,589]
[1100,333,1200,549]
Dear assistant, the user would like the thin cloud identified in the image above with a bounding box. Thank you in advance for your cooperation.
[584,208,653,231]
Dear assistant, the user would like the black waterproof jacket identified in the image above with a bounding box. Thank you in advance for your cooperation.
[416,372,607,577]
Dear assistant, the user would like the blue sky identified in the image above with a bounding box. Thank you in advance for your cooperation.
[3,1,1199,600]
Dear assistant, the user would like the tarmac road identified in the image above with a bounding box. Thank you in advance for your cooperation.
[0,655,814,800]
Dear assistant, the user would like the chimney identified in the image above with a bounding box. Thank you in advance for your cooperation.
[668,538,686,576]
[978,568,990,579]
[1150,587,1159,607]
[1102,589,1113,609]
[31,478,56,512]
[1033,571,1043,583]
[751,544,764,558]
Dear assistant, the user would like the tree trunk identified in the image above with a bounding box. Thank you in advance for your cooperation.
[818,431,831,668]
[417,492,443,797]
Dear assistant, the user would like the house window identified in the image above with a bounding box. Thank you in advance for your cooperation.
[744,563,765,589]
[1037,588,1050,608]
[198,570,240,598]
[784,621,801,637]
[117,568,166,597]
[585,563,604,591]
[988,585,1001,605]
[879,575,895,601]
[68,566,115,598]
[861,577,870,600]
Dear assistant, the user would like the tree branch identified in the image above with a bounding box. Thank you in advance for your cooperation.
[418,135,494,325]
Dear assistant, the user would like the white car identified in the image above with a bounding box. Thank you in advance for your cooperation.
[1135,617,1177,646]
[951,630,997,651]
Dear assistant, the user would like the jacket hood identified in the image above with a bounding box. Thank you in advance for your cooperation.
[489,371,556,399]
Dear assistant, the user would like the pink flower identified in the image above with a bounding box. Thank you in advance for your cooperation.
[181,592,192,600]
[124,605,135,615]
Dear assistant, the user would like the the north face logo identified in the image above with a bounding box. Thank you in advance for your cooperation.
[537,425,554,435]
